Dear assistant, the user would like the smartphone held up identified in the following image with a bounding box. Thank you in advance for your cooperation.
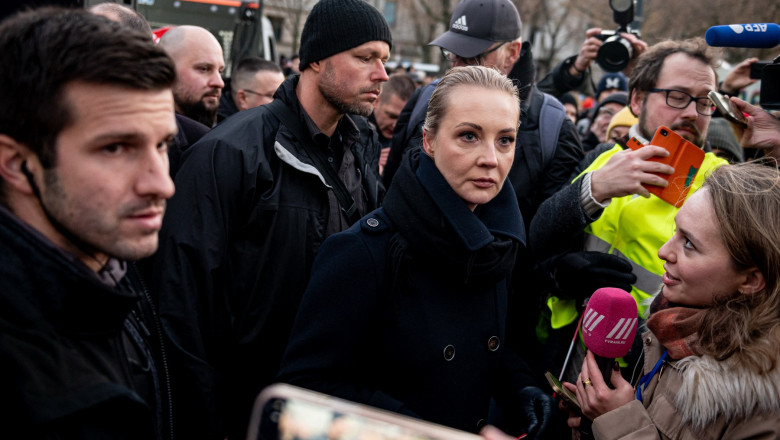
[248,384,482,440]
[707,91,748,129]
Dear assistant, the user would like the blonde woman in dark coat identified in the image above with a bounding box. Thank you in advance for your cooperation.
[278,66,554,438]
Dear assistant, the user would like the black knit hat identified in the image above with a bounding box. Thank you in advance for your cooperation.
[299,0,393,70]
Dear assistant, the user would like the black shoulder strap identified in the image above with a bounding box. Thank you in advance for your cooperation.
[266,100,360,225]
[539,92,566,169]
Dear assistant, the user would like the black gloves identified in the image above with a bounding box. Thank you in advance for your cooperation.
[517,386,554,439]
[551,251,637,303]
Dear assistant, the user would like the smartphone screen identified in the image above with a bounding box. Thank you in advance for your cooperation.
[249,384,481,440]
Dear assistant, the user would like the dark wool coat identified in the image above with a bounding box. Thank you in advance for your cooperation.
[278,153,538,433]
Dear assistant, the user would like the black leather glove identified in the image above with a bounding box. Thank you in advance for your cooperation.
[551,251,637,303]
[517,386,554,439]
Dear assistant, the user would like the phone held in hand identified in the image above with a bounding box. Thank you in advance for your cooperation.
[626,125,705,208]
[707,90,748,128]
[545,372,580,410]
[248,384,482,440]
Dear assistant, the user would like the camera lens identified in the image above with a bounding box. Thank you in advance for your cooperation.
[597,35,632,72]
[661,129,668,136]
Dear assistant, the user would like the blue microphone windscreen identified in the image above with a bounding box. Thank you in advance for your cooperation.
[705,23,780,48]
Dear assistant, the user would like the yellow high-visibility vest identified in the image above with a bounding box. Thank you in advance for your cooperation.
[549,145,727,329]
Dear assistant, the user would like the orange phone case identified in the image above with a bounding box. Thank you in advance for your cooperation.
[626,126,704,207]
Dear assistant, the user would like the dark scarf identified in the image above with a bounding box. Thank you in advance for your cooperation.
[646,294,706,359]
[382,148,525,289]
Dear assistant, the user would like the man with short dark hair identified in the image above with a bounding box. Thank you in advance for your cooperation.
[0,8,176,438]
[369,72,415,173]
[150,0,392,437]
[159,25,225,127]
[87,2,210,179]
[217,56,285,121]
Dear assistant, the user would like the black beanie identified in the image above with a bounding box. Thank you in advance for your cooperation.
[298,0,393,70]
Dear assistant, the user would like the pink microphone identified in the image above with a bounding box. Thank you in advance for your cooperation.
[579,288,638,440]
[581,287,638,387]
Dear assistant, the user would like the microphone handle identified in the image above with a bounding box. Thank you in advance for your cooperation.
[594,354,616,389]
[580,355,616,439]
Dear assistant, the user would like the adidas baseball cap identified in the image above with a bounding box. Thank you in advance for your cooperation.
[429,0,522,58]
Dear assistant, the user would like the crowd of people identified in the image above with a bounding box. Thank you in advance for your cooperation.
[0,0,779,439]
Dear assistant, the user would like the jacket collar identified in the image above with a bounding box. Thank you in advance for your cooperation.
[416,152,525,250]
[508,41,536,107]
[0,206,139,335]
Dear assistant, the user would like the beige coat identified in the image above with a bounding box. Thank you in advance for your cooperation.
[592,330,780,439]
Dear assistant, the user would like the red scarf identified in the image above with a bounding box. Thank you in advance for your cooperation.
[646,294,706,359]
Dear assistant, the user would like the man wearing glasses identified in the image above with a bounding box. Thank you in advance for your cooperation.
[217,57,285,122]
[528,38,728,389]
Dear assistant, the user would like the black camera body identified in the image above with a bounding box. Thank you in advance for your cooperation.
[595,0,642,72]
[596,27,641,72]
[758,60,780,110]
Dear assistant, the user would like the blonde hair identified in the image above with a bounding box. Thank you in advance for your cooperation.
[698,162,780,373]
[422,66,519,139]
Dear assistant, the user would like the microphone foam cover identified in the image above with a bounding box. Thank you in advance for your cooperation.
[705,23,780,48]
[581,287,638,358]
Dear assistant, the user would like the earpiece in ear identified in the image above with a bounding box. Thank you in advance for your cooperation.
[20,160,42,199]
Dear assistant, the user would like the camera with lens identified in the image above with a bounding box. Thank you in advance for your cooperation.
[596,0,641,72]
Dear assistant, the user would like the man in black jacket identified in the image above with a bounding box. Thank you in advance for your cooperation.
[149,0,392,438]
[0,9,177,439]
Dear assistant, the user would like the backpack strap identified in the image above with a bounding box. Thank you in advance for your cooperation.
[538,93,566,169]
[266,99,361,225]
[408,78,441,138]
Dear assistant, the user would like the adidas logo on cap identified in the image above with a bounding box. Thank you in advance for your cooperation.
[452,15,468,31]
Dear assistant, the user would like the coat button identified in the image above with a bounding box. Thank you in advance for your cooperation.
[443,344,455,361]
[487,336,500,351]
[366,218,379,227]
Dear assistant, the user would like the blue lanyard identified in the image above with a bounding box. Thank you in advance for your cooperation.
[636,349,668,403]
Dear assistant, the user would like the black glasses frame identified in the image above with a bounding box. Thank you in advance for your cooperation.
[649,88,716,116]
[441,41,508,66]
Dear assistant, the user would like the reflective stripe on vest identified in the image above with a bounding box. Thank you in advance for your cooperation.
[548,145,727,328]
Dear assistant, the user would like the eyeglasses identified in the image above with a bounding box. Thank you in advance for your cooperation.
[649,88,716,116]
[243,89,275,100]
[441,41,508,66]
[596,107,618,119]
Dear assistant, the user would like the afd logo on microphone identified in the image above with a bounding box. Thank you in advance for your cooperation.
[582,309,637,345]
[729,24,770,33]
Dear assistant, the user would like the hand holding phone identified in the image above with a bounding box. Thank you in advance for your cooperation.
[626,126,705,207]
[545,372,580,410]
[708,91,748,128]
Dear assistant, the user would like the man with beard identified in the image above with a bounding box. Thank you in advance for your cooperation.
[527,38,729,386]
[159,25,225,127]
[148,0,391,438]
[0,8,177,438]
